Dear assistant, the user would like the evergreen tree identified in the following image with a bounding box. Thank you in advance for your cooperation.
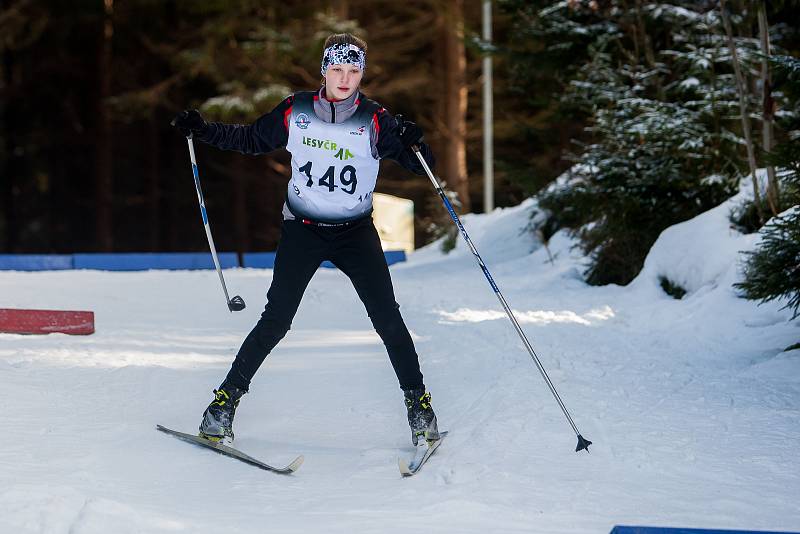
[736,54,800,322]
[541,59,734,284]
[510,1,794,285]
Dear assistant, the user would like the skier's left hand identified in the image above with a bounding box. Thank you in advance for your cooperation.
[395,115,424,150]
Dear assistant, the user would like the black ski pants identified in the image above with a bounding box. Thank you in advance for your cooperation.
[225,216,424,392]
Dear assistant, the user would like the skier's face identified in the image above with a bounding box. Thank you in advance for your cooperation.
[324,64,363,101]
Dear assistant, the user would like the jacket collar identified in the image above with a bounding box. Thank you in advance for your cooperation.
[316,86,361,123]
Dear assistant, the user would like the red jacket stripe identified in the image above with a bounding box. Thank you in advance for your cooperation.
[283,105,292,131]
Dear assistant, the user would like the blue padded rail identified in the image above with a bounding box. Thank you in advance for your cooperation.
[611,527,798,534]
[0,255,74,271]
[383,250,407,266]
[242,252,277,269]
[73,253,239,271]
[0,251,406,271]
[242,251,406,269]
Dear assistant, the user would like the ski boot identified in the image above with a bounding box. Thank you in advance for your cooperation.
[403,386,440,446]
[198,381,246,445]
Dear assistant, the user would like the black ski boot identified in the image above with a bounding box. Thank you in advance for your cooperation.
[198,381,246,445]
[403,387,440,446]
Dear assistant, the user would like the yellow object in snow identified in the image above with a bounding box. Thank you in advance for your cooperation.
[372,193,414,255]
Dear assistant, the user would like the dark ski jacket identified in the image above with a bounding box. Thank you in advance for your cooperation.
[199,87,435,176]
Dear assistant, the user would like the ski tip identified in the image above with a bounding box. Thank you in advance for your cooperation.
[287,455,305,473]
[398,457,412,477]
[576,434,592,453]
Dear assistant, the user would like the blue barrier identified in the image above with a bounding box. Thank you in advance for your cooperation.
[611,527,798,534]
[0,254,74,271]
[384,250,407,266]
[243,251,407,269]
[73,253,239,271]
[242,252,277,269]
[0,251,407,271]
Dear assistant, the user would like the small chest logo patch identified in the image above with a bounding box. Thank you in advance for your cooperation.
[295,113,311,130]
[350,125,366,136]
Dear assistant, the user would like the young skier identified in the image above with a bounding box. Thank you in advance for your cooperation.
[172,33,440,449]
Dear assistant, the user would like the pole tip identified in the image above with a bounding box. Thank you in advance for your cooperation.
[228,295,246,312]
[576,434,592,453]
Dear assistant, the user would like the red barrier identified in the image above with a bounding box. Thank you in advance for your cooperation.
[0,308,95,335]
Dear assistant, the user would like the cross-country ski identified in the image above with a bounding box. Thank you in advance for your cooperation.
[156,425,303,475]
[398,431,448,476]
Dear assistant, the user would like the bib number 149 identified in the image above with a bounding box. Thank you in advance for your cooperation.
[299,161,357,195]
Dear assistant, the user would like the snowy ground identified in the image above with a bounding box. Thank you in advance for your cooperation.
[1,187,798,533]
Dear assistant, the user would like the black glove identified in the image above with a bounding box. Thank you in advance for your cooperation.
[394,114,424,150]
[171,109,208,138]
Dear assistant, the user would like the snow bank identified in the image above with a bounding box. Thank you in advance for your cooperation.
[630,171,769,299]
[631,187,753,296]
[410,196,542,266]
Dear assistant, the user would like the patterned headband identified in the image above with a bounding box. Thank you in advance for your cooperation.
[320,43,366,76]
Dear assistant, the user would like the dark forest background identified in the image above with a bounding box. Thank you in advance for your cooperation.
[2,0,799,299]
[1,0,568,254]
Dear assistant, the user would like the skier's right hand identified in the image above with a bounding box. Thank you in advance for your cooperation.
[171,109,208,138]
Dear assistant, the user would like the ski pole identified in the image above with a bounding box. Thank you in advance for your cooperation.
[182,135,245,312]
[412,146,591,453]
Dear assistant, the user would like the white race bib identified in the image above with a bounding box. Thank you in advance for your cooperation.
[285,92,380,222]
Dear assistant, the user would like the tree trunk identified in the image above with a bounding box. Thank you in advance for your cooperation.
[95,0,114,251]
[757,0,779,215]
[622,0,641,65]
[148,113,160,251]
[720,0,765,225]
[634,0,656,68]
[167,165,179,251]
[440,0,470,212]
[333,1,348,20]
[2,32,16,252]
[233,158,249,258]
